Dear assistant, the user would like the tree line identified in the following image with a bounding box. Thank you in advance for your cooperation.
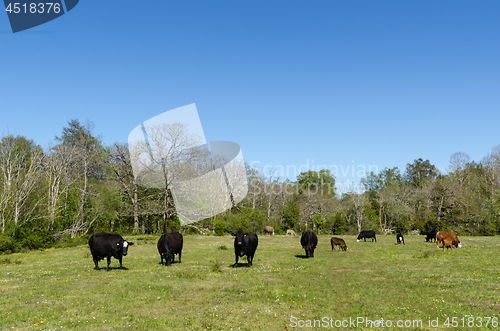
[1,119,499,253]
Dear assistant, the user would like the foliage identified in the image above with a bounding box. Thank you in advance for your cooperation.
[404,158,438,187]
[280,199,301,230]
[297,169,335,195]
[214,220,227,236]
[325,212,346,235]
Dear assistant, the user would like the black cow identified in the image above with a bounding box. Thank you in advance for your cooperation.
[301,230,318,258]
[157,232,183,266]
[396,233,405,245]
[233,230,258,267]
[357,230,376,242]
[88,233,134,271]
[425,229,438,242]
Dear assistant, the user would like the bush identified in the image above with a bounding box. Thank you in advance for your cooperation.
[18,227,53,250]
[0,234,19,254]
[53,235,90,249]
[325,212,346,235]
[214,221,227,236]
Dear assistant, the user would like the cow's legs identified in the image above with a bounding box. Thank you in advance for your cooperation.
[106,256,111,271]
[92,255,100,270]
[178,251,182,263]
[247,254,253,267]
[118,256,123,269]
[234,254,239,267]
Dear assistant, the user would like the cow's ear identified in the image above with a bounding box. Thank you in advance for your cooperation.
[128,242,134,246]
[231,233,235,236]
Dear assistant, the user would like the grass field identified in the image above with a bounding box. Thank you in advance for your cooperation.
[1,234,499,330]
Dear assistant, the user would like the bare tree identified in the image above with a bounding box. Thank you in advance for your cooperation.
[0,135,44,234]
[447,152,471,186]
[107,142,142,233]
[44,144,76,231]
[56,120,107,238]
[349,183,368,233]
[129,122,204,229]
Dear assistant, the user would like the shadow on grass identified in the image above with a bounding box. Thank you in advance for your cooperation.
[231,262,252,268]
[294,254,310,259]
[93,266,130,271]
[158,261,181,266]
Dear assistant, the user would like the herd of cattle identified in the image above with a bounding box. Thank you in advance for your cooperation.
[87,228,462,270]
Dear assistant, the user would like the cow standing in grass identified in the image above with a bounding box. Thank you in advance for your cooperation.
[331,237,347,251]
[301,230,318,258]
[425,229,438,242]
[396,234,405,245]
[357,230,376,242]
[286,229,296,236]
[157,232,183,266]
[442,237,453,251]
[89,233,134,271]
[263,226,274,235]
[233,230,258,267]
[436,231,461,249]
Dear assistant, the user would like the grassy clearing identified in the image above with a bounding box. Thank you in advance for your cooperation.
[1,234,499,330]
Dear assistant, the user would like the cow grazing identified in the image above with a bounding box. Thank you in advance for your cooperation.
[357,230,376,242]
[88,233,134,271]
[286,229,296,236]
[233,230,258,267]
[396,233,405,245]
[263,226,274,235]
[425,229,438,242]
[331,237,347,251]
[157,232,183,266]
[442,237,453,251]
[301,230,318,258]
[436,231,461,249]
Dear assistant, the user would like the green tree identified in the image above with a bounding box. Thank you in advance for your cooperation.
[281,199,301,230]
[297,169,335,195]
[404,158,438,188]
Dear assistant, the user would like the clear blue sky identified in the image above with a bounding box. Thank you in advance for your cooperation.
[2,1,500,185]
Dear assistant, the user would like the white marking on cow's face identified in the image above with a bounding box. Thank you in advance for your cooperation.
[356,239,360,242]
[123,241,128,248]
[458,243,462,248]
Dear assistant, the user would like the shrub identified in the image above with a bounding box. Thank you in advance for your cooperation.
[0,234,19,254]
[214,221,227,236]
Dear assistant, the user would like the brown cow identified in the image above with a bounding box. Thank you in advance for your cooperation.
[436,231,461,249]
[263,226,274,235]
[442,237,453,251]
[331,237,348,251]
[286,229,296,236]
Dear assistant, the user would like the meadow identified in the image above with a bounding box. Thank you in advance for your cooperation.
[0,234,499,330]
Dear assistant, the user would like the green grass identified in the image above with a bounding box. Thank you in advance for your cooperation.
[1,234,499,330]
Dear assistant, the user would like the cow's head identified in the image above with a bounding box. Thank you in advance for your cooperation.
[234,230,247,256]
[118,240,134,256]
[235,230,243,243]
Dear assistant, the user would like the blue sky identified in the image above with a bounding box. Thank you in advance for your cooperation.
[1,1,500,185]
